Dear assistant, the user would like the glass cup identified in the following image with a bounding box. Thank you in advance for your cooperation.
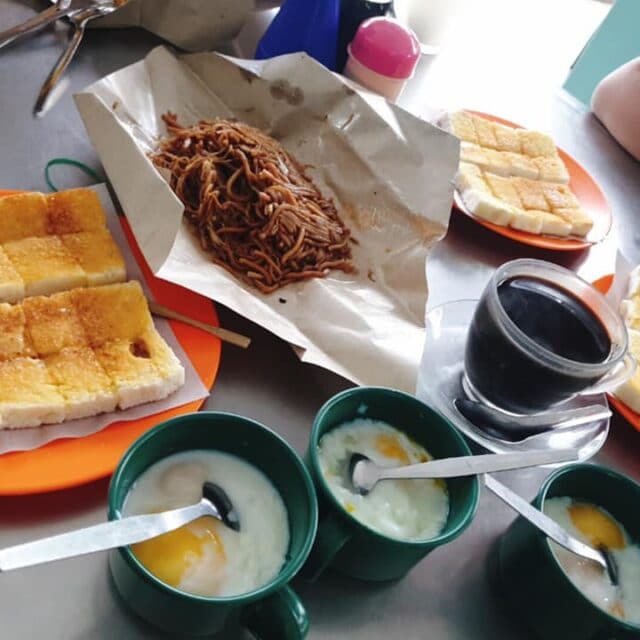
[464,259,635,414]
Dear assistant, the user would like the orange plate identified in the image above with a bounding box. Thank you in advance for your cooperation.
[593,274,640,432]
[0,189,221,495]
[453,111,612,251]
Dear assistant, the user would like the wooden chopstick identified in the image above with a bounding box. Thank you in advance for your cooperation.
[149,301,251,349]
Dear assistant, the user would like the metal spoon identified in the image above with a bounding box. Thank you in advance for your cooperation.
[33,8,96,116]
[0,0,126,52]
[349,448,580,496]
[454,398,611,442]
[485,474,617,584]
[0,482,239,572]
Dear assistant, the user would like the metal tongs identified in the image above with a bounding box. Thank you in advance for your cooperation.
[0,0,128,114]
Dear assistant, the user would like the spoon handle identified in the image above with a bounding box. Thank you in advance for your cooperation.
[0,502,209,572]
[484,474,606,570]
[380,448,578,481]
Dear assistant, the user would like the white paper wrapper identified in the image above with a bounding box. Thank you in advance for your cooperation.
[75,47,459,393]
[606,251,634,308]
[91,0,253,52]
[0,184,209,454]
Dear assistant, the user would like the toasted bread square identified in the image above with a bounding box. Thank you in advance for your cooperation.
[512,178,549,211]
[460,142,490,167]
[134,328,185,389]
[441,111,478,144]
[518,130,557,157]
[60,230,126,286]
[484,174,523,208]
[492,123,522,153]
[460,189,514,226]
[621,299,640,331]
[3,236,87,297]
[535,211,572,237]
[0,303,34,360]
[0,357,65,429]
[72,281,153,346]
[532,156,570,184]
[509,208,543,234]
[482,150,512,176]
[46,189,106,235]
[614,329,640,413]
[0,193,49,243]
[0,247,25,303]
[45,346,117,420]
[471,115,499,149]
[94,339,169,410]
[455,162,490,194]
[553,208,593,237]
[23,290,89,356]
[502,152,539,180]
[541,183,580,210]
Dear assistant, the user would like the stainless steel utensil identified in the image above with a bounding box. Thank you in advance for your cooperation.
[0,482,239,572]
[0,0,124,52]
[349,448,580,496]
[484,474,616,582]
[33,8,95,115]
[453,398,612,442]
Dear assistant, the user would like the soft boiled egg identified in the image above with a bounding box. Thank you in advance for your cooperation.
[123,450,290,598]
[544,496,640,624]
[318,418,449,541]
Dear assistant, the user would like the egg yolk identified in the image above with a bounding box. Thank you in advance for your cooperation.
[568,503,625,550]
[375,435,411,464]
[132,516,226,588]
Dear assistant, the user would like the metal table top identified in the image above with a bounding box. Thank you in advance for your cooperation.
[1,1,639,638]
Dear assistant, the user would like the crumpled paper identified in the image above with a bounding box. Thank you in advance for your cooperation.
[0,184,209,454]
[92,0,253,51]
[75,47,459,393]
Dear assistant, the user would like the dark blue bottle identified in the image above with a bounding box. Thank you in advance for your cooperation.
[255,0,340,71]
[337,0,395,71]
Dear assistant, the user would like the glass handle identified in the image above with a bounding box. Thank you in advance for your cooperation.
[581,353,636,395]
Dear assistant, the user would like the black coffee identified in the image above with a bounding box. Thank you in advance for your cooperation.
[465,276,612,413]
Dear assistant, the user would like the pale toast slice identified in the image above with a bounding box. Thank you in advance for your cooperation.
[93,339,169,410]
[532,156,570,184]
[4,236,87,297]
[0,357,65,428]
[484,173,523,208]
[440,111,478,144]
[553,208,593,237]
[0,247,25,303]
[518,130,558,158]
[45,346,117,420]
[459,189,514,226]
[455,162,490,194]
[512,178,550,211]
[23,290,89,356]
[60,230,126,286]
[492,122,522,153]
[613,329,640,413]
[133,328,185,390]
[509,208,543,234]
[72,281,153,346]
[46,188,106,235]
[0,303,34,360]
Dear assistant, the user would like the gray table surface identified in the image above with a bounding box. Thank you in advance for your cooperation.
[1,1,640,639]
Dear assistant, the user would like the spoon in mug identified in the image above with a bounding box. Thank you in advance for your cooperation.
[0,482,239,572]
[485,474,618,585]
[349,448,580,496]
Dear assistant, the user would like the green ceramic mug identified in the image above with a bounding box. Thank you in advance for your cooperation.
[303,386,480,582]
[490,463,640,640]
[108,412,318,639]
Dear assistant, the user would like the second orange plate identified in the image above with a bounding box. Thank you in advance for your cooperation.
[0,191,222,495]
[453,111,612,251]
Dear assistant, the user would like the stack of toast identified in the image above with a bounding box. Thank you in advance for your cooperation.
[0,189,185,430]
[0,189,126,302]
[615,267,640,413]
[441,111,593,238]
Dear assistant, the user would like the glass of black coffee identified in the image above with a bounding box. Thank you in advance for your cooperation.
[465,259,635,413]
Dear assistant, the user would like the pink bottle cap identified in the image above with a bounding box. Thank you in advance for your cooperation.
[348,17,420,80]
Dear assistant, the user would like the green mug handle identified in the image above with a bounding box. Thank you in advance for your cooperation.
[241,585,309,640]
[301,510,352,582]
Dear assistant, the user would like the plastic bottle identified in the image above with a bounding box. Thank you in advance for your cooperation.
[255,0,340,71]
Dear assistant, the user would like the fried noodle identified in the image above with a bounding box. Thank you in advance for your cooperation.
[151,114,356,294]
